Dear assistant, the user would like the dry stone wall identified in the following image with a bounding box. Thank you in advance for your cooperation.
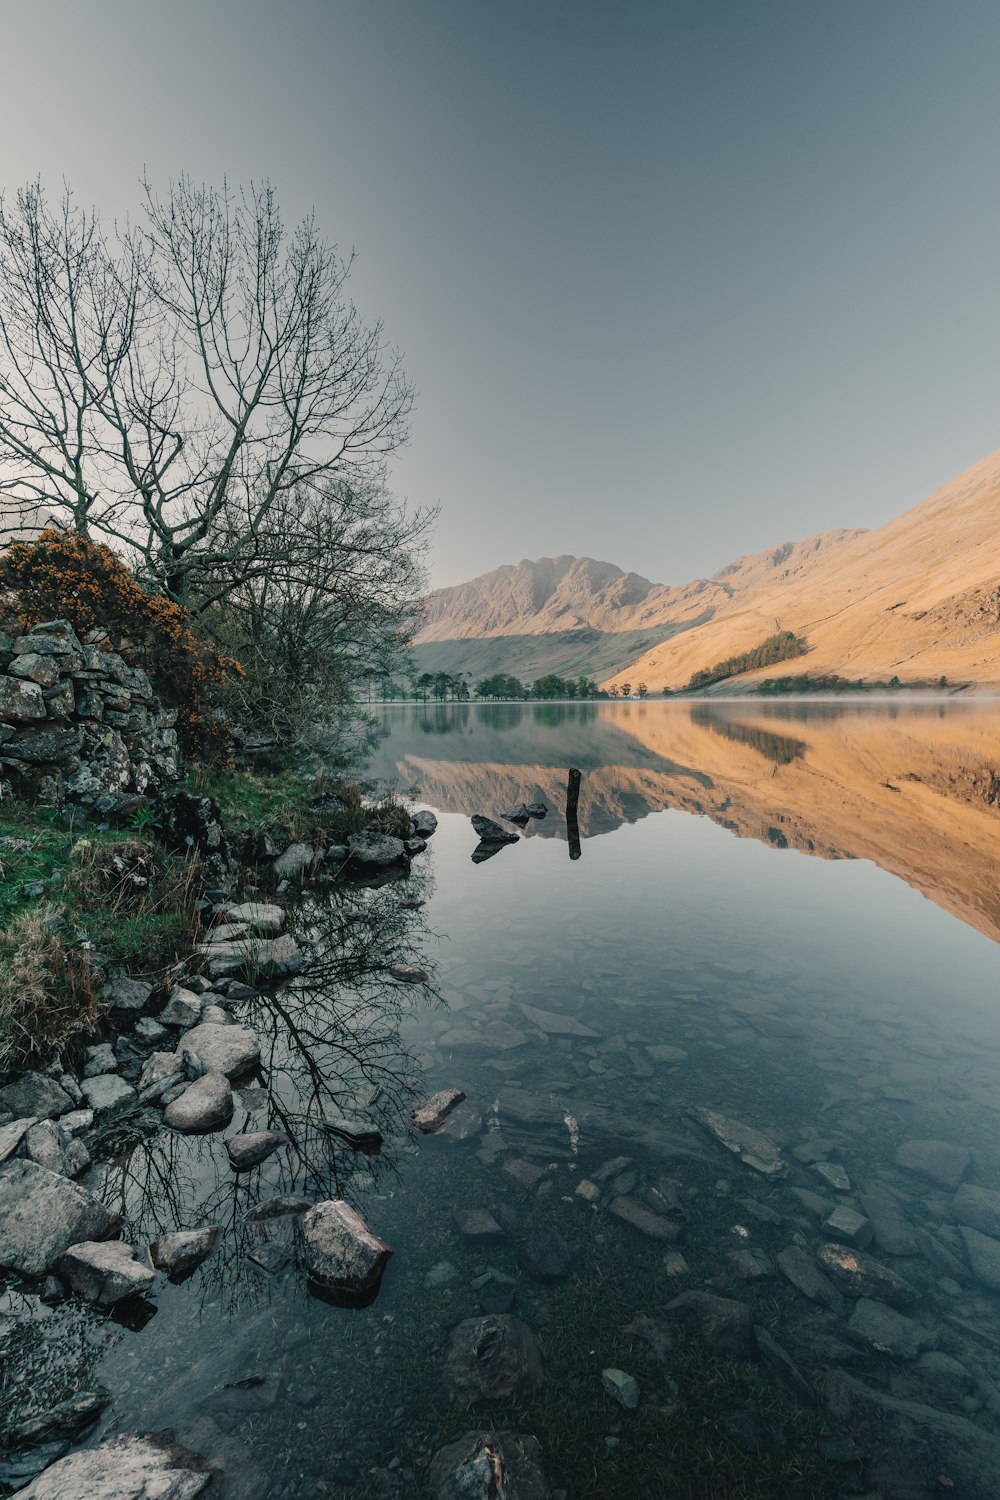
[0,618,179,814]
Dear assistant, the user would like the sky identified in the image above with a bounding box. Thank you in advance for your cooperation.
[4,0,1000,589]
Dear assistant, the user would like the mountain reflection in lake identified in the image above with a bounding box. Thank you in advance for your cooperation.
[6,700,1000,1499]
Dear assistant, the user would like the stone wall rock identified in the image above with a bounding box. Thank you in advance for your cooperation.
[0,619,179,809]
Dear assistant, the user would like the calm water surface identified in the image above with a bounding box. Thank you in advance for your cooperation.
[4,702,1000,1499]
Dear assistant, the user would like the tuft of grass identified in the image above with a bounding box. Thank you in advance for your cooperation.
[0,908,101,1074]
[62,838,201,970]
[180,767,413,845]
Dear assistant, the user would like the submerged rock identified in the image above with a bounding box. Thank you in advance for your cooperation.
[518,1229,572,1281]
[322,1116,383,1153]
[444,1315,544,1404]
[300,1199,392,1299]
[958,1225,1000,1292]
[149,1228,219,1280]
[17,1431,215,1499]
[664,1291,757,1359]
[412,1088,466,1132]
[689,1107,785,1177]
[952,1183,1000,1239]
[519,1002,599,1038]
[894,1137,970,1190]
[776,1245,843,1312]
[602,1368,640,1408]
[428,1431,549,1500]
[609,1195,682,1241]
[0,1160,121,1275]
[163,1072,233,1133]
[846,1298,931,1360]
[454,1209,505,1244]
[226,1131,290,1170]
[57,1240,155,1306]
[815,1243,919,1306]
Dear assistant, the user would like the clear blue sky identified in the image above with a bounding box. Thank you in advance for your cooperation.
[5,1,1000,587]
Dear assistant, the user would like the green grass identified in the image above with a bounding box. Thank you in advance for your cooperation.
[181,766,413,845]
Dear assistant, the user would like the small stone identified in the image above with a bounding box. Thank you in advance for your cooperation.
[226,1131,290,1170]
[101,976,153,1013]
[389,964,429,983]
[504,1159,547,1193]
[813,1161,851,1192]
[575,1178,601,1202]
[426,1260,459,1288]
[322,1116,384,1152]
[82,1042,118,1078]
[273,842,315,880]
[134,1016,168,1044]
[822,1206,874,1249]
[57,1240,155,1306]
[79,1074,136,1118]
[662,1250,690,1277]
[159,987,203,1028]
[454,1210,505,1244]
[443,1315,544,1403]
[519,1002,599,1038]
[58,1109,93,1138]
[412,1088,466,1133]
[428,1430,548,1499]
[776,1245,843,1311]
[609,1195,682,1241]
[895,1138,970,1190]
[149,1227,218,1280]
[689,1107,785,1177]
[602,1368,640,1409]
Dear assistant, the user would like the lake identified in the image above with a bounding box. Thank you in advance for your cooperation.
[4,701,1000,1499]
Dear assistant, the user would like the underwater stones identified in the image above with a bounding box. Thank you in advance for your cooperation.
[57,1240,155,1306]
[504,1159,547,1193]
[444,1315,544,1404]
[663,1291,757,1360]
[846,1298,931,1360]
[17,1432,214,1500]
[149,1228,219,1280]
[0,1072,73,1121]
[225,1131,290,1170]
[609,1195,683,1242]
[180,1022,260,1080]
[300,1199,392,1298]
[436,1101,484,1141]
[622,1312,673,1361]
[412,1088,466,1132]
[688,1107,785,1178]
[952,1183,1000,1239]
[470,815,518,845]
[163,1072,233,1133]
[894,1137,970,1190]
[776,1246,844,1313]
[322,1116,383,1152]
[428,1431,549,1500]
[815,1244,919,1306]
[518,1228,572,1281]
[454,1209,505,1244]
[389,964,429,983]
[822,1205,873,1249]
[0,1160,121,1275]
[602,1368,640,1409]
[519,1002,599,1038]
[857,1191,919,1257]
[958,1226,1000,1292]
[812,1160,851,1192]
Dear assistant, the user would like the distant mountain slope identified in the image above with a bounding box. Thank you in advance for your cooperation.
[413,533,861,681]
[603,447,1000,693]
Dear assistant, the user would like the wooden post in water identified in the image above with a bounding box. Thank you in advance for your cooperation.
[566,767,582,861]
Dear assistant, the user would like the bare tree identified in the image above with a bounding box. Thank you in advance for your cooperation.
[0,177,416,606]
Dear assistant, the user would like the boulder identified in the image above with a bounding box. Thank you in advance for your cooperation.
[100,976,153,1014]
[454,1210,505,1244]
[388,963,429,983]
[272,842,315,880]
[429,1431,550,1500]
[17,1432,214,1499]
[952,1183,1000,1239]
[57,1239,155,1306]
[300,1199,392,1299]
[345,830,410,872]
[149,1227,219,1280]
[664,1291,757,1359]
[0,1115,37,1163]
[83,1042,119,1078]
[821,1204,873,1250]
[894,1137,970,1190]
[444,1315,544,1404]
[163,1072,233,1133]
[322,1116,383,1153]
[815,1243,919,1306]
[80,1074,137,1118]
[9,652,61,687]
[524,802,548,818]
[470,815,518,844]
[179,1022,260,1080]
[519,1002,599,1038]
[410,809,438,839]
[502,805,532,823]
[226,1131,290,1170]
[412,1088,466,1132]
[222,900,286,935]
[0,1159,121,1275]
[159,987,203,1027]
[0,1072,73,1121]
[958,1225,1000,1292]
[24,1120,65,1174]
[846,1298,931,1360]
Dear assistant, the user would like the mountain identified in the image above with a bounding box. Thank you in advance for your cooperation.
[412,533,861,682]
[604,447,1000,693]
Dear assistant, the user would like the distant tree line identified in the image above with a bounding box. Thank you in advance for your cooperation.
[475,672,601,701]
[686,631,805,691]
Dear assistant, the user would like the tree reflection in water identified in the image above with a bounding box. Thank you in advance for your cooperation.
[93,874,439,1317]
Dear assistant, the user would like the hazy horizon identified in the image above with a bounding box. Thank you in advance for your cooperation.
[5,1,1000,589]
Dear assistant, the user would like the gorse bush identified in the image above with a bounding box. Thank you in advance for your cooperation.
[0,530,242,761]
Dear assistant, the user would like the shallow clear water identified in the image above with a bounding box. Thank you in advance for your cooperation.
[5,702,1000,1498]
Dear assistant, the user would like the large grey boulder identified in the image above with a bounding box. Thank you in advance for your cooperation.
[158,987,203,1027]
[24,1120,65,1174]
[163,1072,233,1133]
[300,1199,392,1298]
[0,1072,73,1121]
[18,1431,214,1499]
[846,1298,932,1359]
[689,1107,785,1177]
[429,1431,550,1499]
[0,1159,121,1275]
[149,1227,218,1280]
[895,1137,970,1190]
[346,830,409,871]
[180,1022,260,1080]
[57,1240,155,1306]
